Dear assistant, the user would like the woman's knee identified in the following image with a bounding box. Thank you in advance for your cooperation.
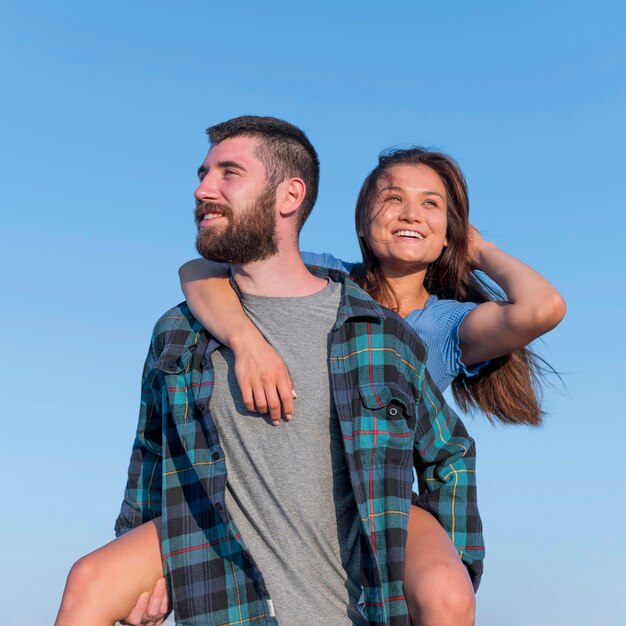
[60,552,111,610]
[406,560,475,625]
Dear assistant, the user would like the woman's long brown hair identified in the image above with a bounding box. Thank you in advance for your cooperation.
[352,147,547,426]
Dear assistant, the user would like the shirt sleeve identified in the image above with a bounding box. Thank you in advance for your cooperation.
[411,365,485,589]
[437,300,490,379]
[301,251,356,274]
[114,338,163,536]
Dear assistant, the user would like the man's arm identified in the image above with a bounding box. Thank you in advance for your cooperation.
[115,339,163,536]
[412,367,484,589]
[115,339,170,625]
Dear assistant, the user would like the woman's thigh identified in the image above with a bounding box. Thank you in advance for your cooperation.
[66,518,164,621]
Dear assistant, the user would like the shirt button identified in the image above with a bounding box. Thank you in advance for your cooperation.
[168,360,176,368]
[389,406,398,416]
[200,358,207,367]
[198,403,205,411]
[212,452,220,461]
[215,502,222,510]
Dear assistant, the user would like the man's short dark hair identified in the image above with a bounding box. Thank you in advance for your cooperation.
[207,116,320,232]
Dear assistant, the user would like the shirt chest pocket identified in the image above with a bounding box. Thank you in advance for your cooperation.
[353,383,416,454]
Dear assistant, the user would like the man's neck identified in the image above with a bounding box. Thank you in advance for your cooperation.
[232,245,328,297]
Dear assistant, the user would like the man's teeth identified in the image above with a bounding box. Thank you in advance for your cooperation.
[203,213,222,220]
[395,230,424,239]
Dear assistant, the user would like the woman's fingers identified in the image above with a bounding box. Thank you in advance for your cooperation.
[240,383,256,413]
[232,340,295,424]
[251,383,269,416]
[277,378,295,421]
[264,386,283,425]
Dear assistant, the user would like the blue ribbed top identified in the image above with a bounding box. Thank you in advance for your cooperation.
[302,251,488,392]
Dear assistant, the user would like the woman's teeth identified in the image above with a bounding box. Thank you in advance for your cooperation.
[395,230,424,239]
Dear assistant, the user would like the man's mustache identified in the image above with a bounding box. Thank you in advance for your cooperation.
[194,202,233,226]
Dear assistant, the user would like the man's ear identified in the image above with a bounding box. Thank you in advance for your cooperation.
[277,178,306,217]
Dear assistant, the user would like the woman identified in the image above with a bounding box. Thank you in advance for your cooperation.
[176,147,566,625]
[55,148,565,626]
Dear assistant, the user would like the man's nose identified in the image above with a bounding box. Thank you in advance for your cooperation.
[194,173,220,203]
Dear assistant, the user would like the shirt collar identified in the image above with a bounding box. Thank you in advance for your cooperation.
[306,264,386,324]
[225,261,386,327]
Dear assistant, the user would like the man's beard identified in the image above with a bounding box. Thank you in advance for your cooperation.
[194,184,279,265]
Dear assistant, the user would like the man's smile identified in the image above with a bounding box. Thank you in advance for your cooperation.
[199,212,226,228]
[195,203,231,229]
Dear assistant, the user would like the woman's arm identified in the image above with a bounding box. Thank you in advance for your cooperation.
[458,226,567,365]
[300,251,355,274]
[179,259,295,424]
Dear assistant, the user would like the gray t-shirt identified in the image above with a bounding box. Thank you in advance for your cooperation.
[210,279,364,625]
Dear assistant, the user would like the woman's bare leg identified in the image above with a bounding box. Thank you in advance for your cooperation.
[55,519,165,626]
[404,506,475,626]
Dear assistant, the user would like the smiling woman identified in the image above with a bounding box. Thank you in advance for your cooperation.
[176,145,565,626]
[351,147,565,420]
[369,166,448,252]
[357,162,450,314]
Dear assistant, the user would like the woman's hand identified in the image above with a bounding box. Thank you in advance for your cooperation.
[466,224,489,269]
[180,258,296,424]
[230,329,296,425]
[459,226,566,365]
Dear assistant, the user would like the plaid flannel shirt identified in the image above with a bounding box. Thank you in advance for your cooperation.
[115,268,484,625]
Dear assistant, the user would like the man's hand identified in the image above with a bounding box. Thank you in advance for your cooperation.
[120,577,169,625]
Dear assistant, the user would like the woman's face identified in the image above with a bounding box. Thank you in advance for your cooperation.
[365,164,448,273]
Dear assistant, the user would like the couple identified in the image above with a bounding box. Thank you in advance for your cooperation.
[55,115,565,626]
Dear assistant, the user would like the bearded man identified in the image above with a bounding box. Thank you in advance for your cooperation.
[113,116,483,625]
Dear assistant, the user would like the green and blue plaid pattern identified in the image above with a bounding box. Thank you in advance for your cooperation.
[115,269,484,625]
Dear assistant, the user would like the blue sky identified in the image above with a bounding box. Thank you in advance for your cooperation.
[1,2,625,624]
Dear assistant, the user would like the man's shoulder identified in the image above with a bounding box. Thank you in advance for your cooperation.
[149,301,206,355]
[153,301,197,330]
[377,306,428,367]
[345,284,427,363]
[334,275,428,368]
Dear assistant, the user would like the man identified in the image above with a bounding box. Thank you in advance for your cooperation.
[116,116,483,625]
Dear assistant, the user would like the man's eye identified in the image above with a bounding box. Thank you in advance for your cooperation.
[224,169,239,176]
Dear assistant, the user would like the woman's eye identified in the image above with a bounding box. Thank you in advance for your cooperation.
[386,195,402,202]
